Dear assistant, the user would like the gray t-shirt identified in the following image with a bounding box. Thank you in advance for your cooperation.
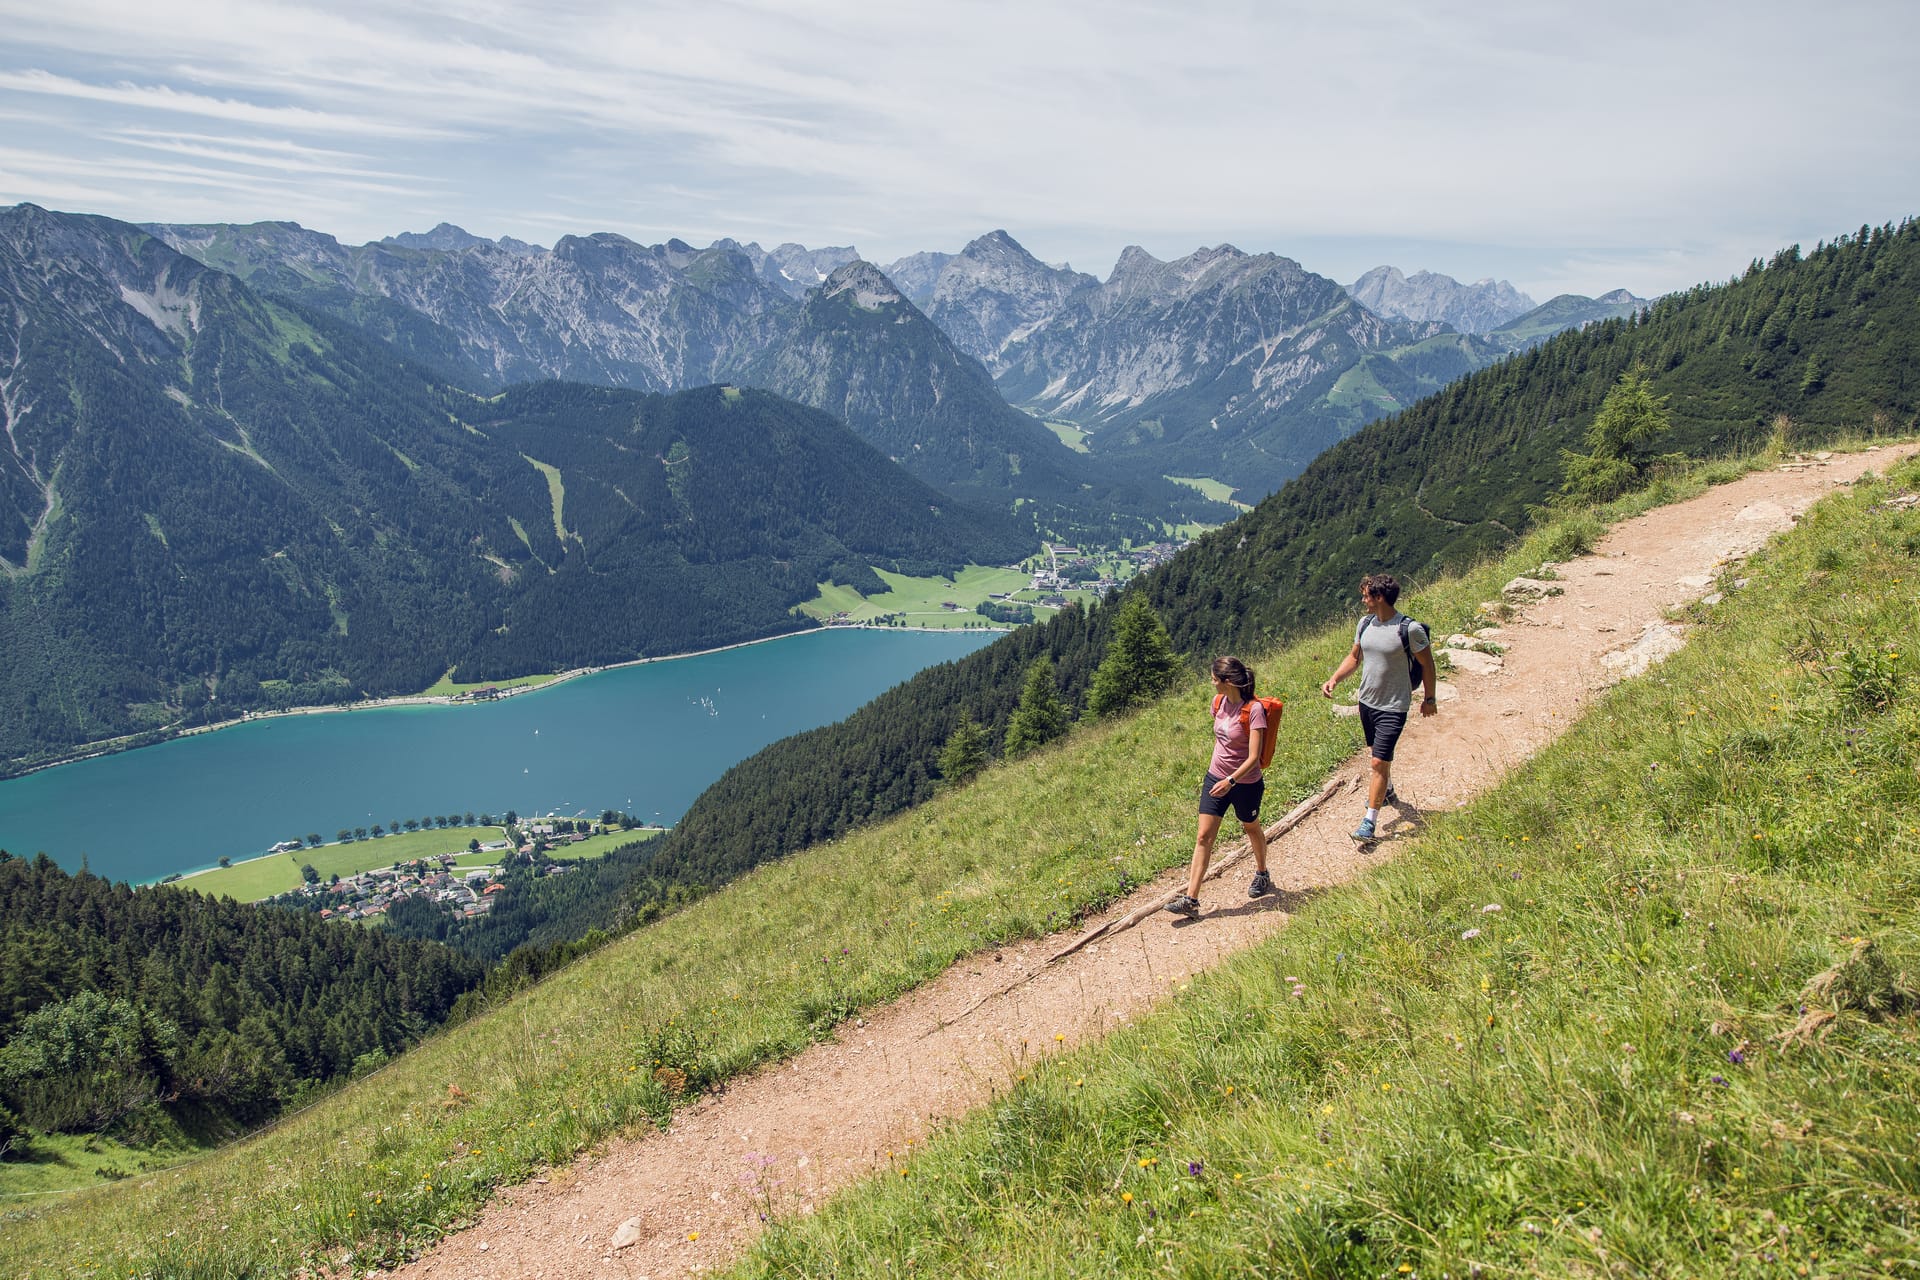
[1354,612,1431,713]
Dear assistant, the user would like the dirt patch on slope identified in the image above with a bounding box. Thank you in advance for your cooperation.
[392,445,1915,1280]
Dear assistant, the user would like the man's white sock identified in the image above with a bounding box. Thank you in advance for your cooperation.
[1365,807,1379,823]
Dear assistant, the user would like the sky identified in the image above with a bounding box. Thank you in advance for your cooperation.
[2,0,1916,302]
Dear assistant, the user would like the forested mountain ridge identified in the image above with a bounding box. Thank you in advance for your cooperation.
[0,851,484,1144]
[0,205,1028,770]
[147,219,1221,536]
[409,219,1920,961]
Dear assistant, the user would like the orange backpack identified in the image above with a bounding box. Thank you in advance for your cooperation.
[1213,693,1285,768]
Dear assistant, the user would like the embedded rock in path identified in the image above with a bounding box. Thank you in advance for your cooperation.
[1440,648,1504,676]
[610,1216,645,1250]
[1503,576,1564,600]
[1599,623,1689,681]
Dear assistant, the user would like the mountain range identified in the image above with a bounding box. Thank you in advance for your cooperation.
[0,205,1032,770]
[147,219,1646,504]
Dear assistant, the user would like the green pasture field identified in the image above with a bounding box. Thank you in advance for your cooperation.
[418,669,564,698]
[1164,474,1248,508]
[1042,419,1093,452]
[7,446,1907,1279]
[794,564,1033,628]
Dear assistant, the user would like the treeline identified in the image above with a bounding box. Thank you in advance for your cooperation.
[397,218,1920,962]
[0,852,485,1151]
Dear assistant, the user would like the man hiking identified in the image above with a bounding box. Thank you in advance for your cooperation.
[1319,573,1437,841]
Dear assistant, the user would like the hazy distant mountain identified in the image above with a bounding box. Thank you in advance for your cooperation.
[0,204,1028,768]
[1347,266,1535,334]
[882,231,1098,364]
[881,250,954,304]
[381,222,544,256]
[716,239,861,297]
[1489,289,1649,347]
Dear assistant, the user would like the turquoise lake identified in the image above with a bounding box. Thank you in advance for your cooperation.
[0,628,996,885]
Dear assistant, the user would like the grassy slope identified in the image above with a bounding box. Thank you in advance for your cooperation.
[736,457,1920,1279]
[4,454,1905,1277]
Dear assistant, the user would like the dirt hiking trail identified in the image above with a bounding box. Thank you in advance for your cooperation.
[394,445,1917,1280]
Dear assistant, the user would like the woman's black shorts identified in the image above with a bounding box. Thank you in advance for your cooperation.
[1198,772,1265,823]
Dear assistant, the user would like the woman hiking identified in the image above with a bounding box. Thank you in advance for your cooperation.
[1165,656,1274,917]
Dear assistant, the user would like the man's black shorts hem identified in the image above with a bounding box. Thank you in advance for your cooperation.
[1198,772,1265,823]
[1358,703,1408,762]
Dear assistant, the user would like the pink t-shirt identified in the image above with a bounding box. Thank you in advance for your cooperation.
[1209,695,1268,783]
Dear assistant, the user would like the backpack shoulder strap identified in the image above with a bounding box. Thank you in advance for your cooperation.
[1396,616,1413,660]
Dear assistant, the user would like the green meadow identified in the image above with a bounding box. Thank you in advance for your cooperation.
[417,668,565,698]
[1165,475,1249,508]
[795,565,1035,627]
[4,449,1912,1279]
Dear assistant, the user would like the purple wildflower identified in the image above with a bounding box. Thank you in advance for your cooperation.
[1188,1161,1204,1176]
[1710,1075,1728,1087]
[1728,1049,1746,1065]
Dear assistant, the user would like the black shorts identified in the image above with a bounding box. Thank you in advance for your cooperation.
[1198,772,1265,823]
[1358,704,1408,762]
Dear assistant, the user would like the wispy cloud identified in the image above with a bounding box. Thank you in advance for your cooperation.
[1,0,1916,293]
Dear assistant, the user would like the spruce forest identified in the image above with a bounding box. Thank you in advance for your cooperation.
[0,853,484,1153]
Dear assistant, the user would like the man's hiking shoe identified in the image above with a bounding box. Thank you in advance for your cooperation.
[1350,818,1378,842]
[1164,894,1201,917]
[1383,786,1403,807]
[1247,870,1274,898]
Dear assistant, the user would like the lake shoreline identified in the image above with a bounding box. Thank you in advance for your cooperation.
[4,622,1011,781]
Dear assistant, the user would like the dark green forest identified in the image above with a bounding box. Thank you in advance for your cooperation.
[390,219,1920,960]
[0,852,484,1151]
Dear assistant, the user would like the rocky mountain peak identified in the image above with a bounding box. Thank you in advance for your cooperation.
[821,260,905,310]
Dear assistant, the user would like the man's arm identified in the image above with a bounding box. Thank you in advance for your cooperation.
[1414,645,1439,716]
[1321,644,1362,698]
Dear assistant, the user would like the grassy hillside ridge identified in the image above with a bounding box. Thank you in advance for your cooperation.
[0,453,1815,1277]
[736,456,1920,1278]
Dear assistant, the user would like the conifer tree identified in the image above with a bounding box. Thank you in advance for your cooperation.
[1087,593,1180,718]
[1003,656,1068,758]
[936,715,989,785]
[1561,368,1673,502]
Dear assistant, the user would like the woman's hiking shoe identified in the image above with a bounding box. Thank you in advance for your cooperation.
[1247,870,1274,898]
[1164,894,1201,917]
[1350,818,1378,842]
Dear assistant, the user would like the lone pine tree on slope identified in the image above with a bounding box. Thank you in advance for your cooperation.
[1003,656,1068,758]
[1087,592,1180,718]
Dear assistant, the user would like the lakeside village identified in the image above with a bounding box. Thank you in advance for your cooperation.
[826,539,1189,627]
[260,813,655,922]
